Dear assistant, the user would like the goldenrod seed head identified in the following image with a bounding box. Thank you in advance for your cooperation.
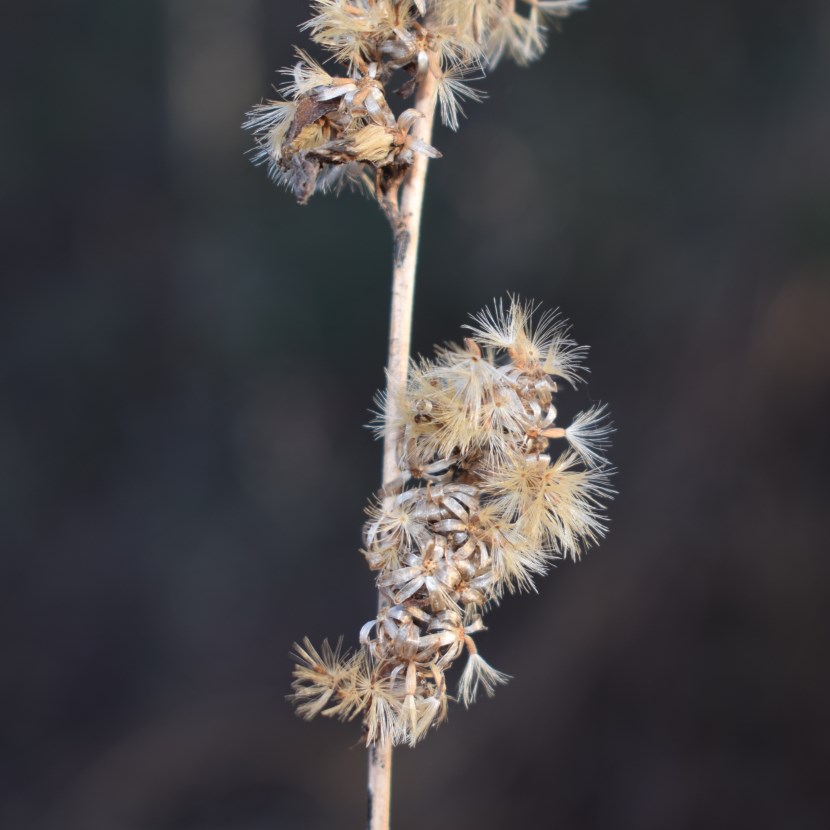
[246,0,585,202]
[291,298,612,745]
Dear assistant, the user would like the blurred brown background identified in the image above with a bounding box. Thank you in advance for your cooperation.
[2,1,829,828]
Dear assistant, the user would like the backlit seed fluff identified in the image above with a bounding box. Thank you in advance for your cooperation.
[245,0,586,203]
[290,298,614,746]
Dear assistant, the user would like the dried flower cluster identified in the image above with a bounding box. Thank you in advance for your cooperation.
[291,298,613,745]
[245,0,585,203]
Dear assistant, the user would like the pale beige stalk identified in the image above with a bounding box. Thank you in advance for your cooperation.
[370,69,439,830]
[381,69,439,491]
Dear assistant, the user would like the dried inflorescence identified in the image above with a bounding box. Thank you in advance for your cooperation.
[245,1,586,203]
[291,298,613,746]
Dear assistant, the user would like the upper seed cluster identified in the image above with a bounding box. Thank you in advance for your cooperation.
[291,298,613,746]
[245,0,586,203]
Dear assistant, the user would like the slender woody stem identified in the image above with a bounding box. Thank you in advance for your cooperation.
[381,70,439,490]
[369,70,438,830]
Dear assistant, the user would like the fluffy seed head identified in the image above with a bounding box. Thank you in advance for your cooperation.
[246,1,585,202]
[292,298,613,745]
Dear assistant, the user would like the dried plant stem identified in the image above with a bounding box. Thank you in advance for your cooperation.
[381,70,439,489]
[370,70,438,830]
[250,4,600,826]
[367,741,393,830]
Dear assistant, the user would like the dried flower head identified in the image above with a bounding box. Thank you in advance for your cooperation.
[245,1,585,204]
[290,297,614,746]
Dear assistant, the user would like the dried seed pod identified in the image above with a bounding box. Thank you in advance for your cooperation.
[290,297,614,746]
[245,0,585,205]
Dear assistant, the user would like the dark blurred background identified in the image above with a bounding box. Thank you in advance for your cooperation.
[2,1,829,828]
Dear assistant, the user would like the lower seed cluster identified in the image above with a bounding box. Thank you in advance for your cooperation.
[290,298,613,745]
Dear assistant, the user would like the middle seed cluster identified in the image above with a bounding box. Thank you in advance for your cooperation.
[290,300,613,746]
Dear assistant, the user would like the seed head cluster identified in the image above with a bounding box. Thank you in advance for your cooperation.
[245,0,586,203]
[291,298,613,746]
